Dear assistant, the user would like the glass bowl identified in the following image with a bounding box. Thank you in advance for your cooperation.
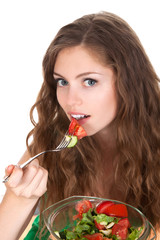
[42,196,156,240]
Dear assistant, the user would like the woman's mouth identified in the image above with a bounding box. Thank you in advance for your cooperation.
[71,114,90,120]
[70,113,90,125]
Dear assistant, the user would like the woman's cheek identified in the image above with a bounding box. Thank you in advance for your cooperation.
[57,89,64,107]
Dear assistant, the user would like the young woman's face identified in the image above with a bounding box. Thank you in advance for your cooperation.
[53,46,117,136]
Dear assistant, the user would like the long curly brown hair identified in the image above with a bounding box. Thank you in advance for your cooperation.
[27,12,160,228]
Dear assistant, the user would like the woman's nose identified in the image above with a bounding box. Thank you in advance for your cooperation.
[66,87,83,107]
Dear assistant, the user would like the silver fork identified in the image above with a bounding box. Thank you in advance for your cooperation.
[2,131,72,183]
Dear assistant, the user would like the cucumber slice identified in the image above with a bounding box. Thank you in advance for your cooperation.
[67,135,78,148]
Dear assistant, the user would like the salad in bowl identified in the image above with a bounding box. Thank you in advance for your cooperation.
[42,196,156,240]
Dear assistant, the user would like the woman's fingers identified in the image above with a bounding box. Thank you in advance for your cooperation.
[21,163,40,187]
[27,158,39,167]
[3,164,15,184]
[23,166,48,198]
[4,159,48,199]
[5,159,40,187]
[5,166,23,188]
[5,164,15,175]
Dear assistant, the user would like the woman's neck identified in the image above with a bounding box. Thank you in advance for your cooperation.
[95,123,117,155]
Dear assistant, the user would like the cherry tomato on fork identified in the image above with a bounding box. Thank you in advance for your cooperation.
[68,118,78,133]
[73,125,87,139]
[68,118,87,139]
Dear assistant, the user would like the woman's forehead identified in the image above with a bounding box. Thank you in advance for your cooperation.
[54,45,109,68]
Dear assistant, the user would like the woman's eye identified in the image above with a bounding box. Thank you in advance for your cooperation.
[84,79,97,87]
[56,79,68,87]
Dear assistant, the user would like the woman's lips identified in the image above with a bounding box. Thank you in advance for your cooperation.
[76,116,90,125]
[68,112,90,121]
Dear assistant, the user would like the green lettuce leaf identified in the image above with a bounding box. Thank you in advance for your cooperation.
[127,227,143,240]
[94,213,115,224]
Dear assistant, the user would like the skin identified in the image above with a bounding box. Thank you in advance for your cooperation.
[54,45,117,138]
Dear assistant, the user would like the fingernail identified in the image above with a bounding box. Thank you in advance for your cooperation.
[5,164,14,173]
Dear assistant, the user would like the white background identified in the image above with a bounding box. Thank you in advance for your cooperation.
[0,0,160,200]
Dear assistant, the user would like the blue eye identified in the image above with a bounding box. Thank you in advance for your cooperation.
[56,79,68,87]
[84,79,97,86]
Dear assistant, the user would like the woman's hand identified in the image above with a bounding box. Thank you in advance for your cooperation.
[5,159,48,200]
[0,158,48,240]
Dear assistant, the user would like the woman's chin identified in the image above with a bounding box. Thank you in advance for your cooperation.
[84,129,99,137]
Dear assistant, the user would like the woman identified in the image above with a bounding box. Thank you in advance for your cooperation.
[0,11,160,239]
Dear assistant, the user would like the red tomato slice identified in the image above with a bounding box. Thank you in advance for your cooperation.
[73,125,87,139]
[118,218,131,228]
[112,223,128,240]
[68,118,87,139]
[68,118,78,134]
[105,204,128,218]
[94,219,105,230]
[84,233,104,240]
[96,201,114,214]
[73,199,92,220]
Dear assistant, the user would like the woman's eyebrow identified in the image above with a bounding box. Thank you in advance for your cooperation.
[53,72,64,78]
[53,71,102,78]
[76,72,102,78]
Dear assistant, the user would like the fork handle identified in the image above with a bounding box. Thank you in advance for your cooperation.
[2,149,60,183]
[20,150,51,168]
